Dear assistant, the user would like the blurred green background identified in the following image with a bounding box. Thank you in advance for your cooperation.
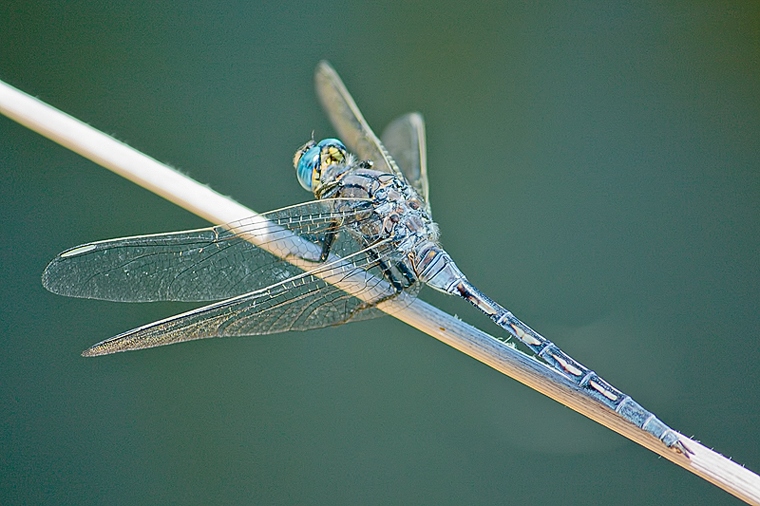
[1,1,758,504]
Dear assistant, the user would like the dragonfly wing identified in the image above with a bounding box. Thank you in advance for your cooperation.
[81,240,420,356]
[314,61,405,179]
[381,112,431,213]
[42,199,379,302]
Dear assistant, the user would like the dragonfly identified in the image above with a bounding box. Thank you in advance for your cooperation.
[42,61,690,456]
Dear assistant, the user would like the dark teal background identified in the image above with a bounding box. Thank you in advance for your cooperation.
[1,2,758,504]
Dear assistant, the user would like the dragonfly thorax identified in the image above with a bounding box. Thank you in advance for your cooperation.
[295,138,455,290]
[325,163,450,289]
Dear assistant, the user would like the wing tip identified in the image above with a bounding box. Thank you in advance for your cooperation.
[80,347,100,357]
[81,337,122,357]
[316,60,335,75]
[41,260,64,295]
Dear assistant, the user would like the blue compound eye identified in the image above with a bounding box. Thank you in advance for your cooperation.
[294,142,320,191]
[316,138,347,164]
[293,138,348,193]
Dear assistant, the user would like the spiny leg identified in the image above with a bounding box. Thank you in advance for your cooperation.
[370,251,406,293]
[318,220,341,262]
[394,259,417,288]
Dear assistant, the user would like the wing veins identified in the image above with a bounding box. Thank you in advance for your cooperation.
[83,238,399,355]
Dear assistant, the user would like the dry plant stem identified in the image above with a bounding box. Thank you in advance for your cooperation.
[1,78,759,505]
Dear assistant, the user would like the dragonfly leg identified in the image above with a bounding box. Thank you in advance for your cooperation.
[375,257,406,293]
[363,244,415,294]
[318,221,340,262]
[394,259,417,287]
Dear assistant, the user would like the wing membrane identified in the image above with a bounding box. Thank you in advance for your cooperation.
[381,112,430,213]
[42,199,378,302]
[82,239,420,356]
[315,61,404,179]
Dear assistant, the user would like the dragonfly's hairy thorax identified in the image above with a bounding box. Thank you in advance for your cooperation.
[321,164,465,294]
[325,165,438,245]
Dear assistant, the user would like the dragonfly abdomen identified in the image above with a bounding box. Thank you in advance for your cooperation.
[454,279,690,455]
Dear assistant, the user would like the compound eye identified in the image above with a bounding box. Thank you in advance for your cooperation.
[294,138,348,193]
[294,141,320,192]
[316,138,347,169]
[293,139,316,170]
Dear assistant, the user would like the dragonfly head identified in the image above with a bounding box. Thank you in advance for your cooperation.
[293,138,349,194]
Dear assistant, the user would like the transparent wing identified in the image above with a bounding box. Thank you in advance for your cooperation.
[381,112,431,213]
[81,239,421,356]
[315,61,405,180]
[43,199,382,302]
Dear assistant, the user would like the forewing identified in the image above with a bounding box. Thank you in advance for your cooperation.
[42,199,378,302]
[314,61,404,179]
[381,112,431,213]
[81,240,421,356]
